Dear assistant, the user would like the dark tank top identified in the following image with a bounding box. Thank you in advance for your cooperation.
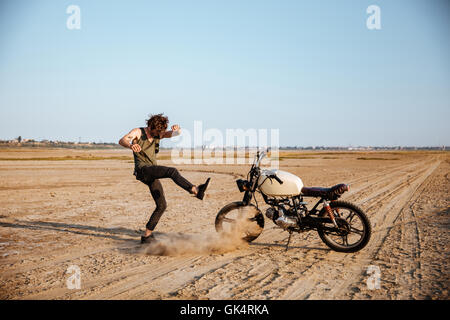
[133,127,160,172]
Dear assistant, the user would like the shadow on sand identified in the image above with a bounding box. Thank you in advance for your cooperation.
[0,219,140,243]
[250,241,329,252]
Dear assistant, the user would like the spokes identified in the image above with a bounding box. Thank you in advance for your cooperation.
[350,226,363,235]
[324,207,365,247]
[342,235,348,246]
[346,212,355,224]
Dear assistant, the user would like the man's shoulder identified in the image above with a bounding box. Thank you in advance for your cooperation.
[132,127,144,135]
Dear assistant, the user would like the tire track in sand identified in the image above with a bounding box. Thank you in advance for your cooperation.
[347,161,442,299]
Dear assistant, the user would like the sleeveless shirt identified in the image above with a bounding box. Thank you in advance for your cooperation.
[133,127,160,171]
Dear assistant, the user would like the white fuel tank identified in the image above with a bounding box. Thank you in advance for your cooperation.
[258,169,303,197]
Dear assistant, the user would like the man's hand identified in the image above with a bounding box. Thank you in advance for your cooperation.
[131,143,141,153]
[118,128,142,150]
[170,124,181,137]
[161,125,181,138]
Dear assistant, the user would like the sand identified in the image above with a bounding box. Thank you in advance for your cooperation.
[0,148,448,299]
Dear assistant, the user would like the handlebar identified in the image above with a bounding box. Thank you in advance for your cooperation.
[254,148,271,167]
[269,174,283,184]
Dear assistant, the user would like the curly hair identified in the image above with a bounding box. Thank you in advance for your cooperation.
[146,113,169,131]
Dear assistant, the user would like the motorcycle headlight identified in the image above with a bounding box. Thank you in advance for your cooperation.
[236,179,250,192]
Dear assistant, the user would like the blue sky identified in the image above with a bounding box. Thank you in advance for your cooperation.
[0,0,449,147]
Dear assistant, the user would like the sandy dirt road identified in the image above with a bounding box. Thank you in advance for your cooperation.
[0,149,448,299]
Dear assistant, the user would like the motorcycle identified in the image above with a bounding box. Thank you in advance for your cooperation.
[215,149,372,252]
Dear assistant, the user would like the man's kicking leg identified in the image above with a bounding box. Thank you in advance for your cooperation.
[140,165,210,199]
[140,166,211,243]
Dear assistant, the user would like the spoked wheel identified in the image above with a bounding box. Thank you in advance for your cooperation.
[215,202,264,242]
[317,200,371,253]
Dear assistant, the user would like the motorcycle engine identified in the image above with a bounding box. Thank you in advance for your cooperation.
[265,207,278,220]
[266,207,298,230]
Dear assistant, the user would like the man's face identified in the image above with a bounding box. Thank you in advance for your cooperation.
[149,127,166,138]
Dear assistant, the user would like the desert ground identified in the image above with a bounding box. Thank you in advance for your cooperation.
[0,148,448,300]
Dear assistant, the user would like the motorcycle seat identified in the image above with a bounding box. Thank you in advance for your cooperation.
[301,184,349,200]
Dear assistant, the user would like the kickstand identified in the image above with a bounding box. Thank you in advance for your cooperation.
[285,231,293,251]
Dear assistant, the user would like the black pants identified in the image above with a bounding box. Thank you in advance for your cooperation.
[137,165,194,231]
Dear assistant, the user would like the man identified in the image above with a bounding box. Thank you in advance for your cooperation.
[119,113,210,244]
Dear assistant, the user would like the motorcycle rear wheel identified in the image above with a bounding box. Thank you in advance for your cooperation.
[317,200,371,253]
[215,202,265,243]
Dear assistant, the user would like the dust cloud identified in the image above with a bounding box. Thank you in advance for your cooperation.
[143,207,263,256]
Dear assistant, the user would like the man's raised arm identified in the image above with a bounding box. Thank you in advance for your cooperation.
[119,128,142,152]
[162,124,181,139]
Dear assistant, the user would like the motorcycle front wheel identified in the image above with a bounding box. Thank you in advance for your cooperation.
[215,201,265,243]
[317,200,372,253]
